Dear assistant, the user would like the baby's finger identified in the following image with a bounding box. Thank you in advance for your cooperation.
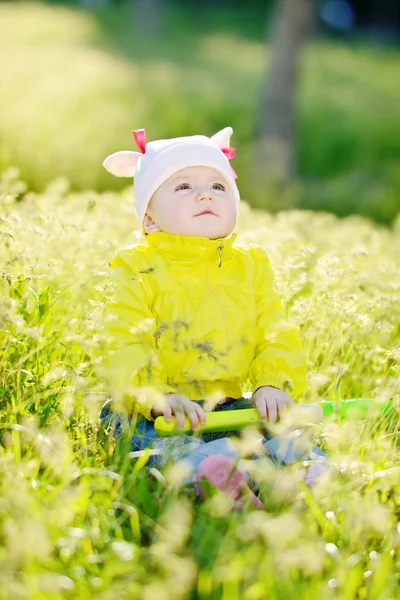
[195,404,206,426]
[266,398,277,424]
[163,402,172,423]
[276,400,290,420]
[254,398,267,421]
[174,408,186,431]
[186,406,200,431]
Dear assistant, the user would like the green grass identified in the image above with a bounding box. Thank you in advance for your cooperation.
[0,2,400,223]
[0,167,399,598]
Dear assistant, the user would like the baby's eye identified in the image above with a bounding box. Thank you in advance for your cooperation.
[175,183,191,191]
[212,183,225,191]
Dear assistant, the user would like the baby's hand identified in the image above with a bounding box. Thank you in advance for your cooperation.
[252,386,294,424]
[151,393,206,432]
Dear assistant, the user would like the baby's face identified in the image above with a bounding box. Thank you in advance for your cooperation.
[144,166,238,239]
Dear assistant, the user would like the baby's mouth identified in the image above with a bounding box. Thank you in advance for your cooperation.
[195,210,217,216]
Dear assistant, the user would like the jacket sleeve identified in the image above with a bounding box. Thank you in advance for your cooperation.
[97,249,175,420]
[248,245,307,400]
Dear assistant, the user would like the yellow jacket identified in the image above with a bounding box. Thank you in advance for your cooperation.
[98,231,307,420]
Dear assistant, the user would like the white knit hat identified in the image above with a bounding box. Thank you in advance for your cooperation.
[103,127,240,232]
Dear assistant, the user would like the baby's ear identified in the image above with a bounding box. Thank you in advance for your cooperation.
[143,213,161,234]
[103,151,142,177]
[210,126,233,150]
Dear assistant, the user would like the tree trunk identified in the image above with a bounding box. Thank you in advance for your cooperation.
[255,0,315,184]
[134,0,163,39]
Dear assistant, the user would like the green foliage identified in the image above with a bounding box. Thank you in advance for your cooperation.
[0,2,400,223]
[0,169,399,598]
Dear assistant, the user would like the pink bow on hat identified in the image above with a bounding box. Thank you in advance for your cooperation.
[220,147,237,178]
[133,129,147,154]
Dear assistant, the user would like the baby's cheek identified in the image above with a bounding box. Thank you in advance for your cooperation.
[172,206,188,223]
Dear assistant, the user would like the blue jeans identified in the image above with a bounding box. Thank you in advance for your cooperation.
[100,397,328,477]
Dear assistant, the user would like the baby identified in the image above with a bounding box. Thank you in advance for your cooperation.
[99,126,327,503]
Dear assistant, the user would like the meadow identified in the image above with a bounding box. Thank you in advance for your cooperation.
[0,166,399,598]
[1,1,400,598]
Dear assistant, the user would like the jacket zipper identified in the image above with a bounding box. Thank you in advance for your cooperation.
[204,250,231,352]
[217,242,224,268]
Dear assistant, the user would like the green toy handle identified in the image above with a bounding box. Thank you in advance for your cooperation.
[154,398,393,437]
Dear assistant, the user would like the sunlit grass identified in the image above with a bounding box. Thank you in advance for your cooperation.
[0,2,400,222]
[0,166,399,597]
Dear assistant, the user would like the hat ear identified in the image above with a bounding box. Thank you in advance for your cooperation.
[210,126,233,150]
[103,151,142,177]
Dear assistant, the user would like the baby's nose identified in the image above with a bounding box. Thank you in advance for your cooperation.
[196,187,213,200]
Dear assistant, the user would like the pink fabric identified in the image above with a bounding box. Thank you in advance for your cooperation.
[194,455,262,509]
[221,147,238,179]
[133,129,147,154]
[221,147,236,160]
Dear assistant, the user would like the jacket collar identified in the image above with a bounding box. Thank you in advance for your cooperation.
[144,231,238,265]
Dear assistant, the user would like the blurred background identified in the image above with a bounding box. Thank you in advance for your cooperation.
[0,0,399,224]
